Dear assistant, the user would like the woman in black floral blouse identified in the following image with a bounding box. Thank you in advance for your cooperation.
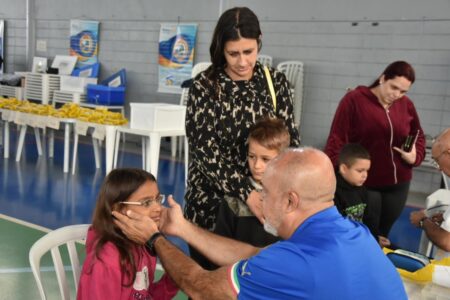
[185,6,300,269]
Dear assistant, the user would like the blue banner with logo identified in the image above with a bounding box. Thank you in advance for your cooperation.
[158,23,198,94]
[70,20,99,68]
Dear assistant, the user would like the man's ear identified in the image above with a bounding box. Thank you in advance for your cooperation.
[286,191,299,213]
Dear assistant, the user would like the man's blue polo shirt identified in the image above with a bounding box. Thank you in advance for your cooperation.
[228,206,406,299]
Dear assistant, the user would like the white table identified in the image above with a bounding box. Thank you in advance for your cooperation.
[1,109,12,158]
[1,109,47,159]
[48,118,76,173]
[113,125,187,179]
[0,110,43,161]
[72,121,117,175]
[0,108,119,175]
[15,124,43,161]
[403,278,450,299]
[4,111,73,173]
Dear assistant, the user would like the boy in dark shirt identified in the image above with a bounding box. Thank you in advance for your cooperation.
[335,143,390,247]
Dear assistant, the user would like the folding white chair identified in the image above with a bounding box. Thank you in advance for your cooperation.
[29,224,90,300]
[257,54,273,67]
[277,61,304,126]
[191,62,212,78]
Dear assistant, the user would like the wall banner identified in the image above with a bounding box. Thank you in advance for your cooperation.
[158,23,198,94]
[70,20,99,68]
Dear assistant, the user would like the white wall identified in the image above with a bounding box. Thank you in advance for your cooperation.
[0,1,27,72]
[1,0,448,193]
[235,0,450,193]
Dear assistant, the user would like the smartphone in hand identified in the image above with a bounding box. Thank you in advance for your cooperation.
[402,130,419,152]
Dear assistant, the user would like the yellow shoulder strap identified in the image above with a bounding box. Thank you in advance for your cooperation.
[264,66,276,111]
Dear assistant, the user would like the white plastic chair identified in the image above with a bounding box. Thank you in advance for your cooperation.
[29,224,90,300]
[191,62,212,78]
[276,61,304,126]
[257,54,273,67]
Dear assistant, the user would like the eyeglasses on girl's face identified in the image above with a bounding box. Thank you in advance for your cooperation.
[120,194,165,207]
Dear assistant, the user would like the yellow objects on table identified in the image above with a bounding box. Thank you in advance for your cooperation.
[0,98,128,125]
[0,97,25,110]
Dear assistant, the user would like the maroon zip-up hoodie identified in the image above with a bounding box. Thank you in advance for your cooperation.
[325,86,425,188]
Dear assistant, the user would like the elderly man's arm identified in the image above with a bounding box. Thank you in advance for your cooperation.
[411,210,450,252]
[422,218,450,252]
[154,236,236,299]
[112,196,260,266]
[176,215,260,265]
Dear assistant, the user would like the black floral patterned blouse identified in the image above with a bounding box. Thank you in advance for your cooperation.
[184,62,301,231]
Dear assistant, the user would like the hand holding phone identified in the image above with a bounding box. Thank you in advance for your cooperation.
[402,130,419,152]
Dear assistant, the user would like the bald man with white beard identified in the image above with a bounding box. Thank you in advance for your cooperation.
[113,148,406,300]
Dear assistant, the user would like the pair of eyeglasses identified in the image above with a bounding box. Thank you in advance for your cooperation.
[120,194,165,207]
[431,150,447,169]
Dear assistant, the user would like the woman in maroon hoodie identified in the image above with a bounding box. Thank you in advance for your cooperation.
[325,61,425,243]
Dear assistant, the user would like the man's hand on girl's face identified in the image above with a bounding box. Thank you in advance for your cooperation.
[112,210,158,244]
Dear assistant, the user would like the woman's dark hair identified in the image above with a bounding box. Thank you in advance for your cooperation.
[208,7,262,77]
[369,61,415,88]
[91,168,156,286]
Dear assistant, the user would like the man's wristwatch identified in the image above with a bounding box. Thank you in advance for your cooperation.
[146,232,165,256]
[419,217,428,229]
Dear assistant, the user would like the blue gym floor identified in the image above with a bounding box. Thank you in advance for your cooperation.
[0,125,424,298]
[0,126,185,224]
[0,126,423,249]
[0,125,191,298]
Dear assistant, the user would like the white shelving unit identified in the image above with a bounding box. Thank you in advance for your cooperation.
[53,90,86,104]
[25,73,61,104]
[0,85,24,100]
